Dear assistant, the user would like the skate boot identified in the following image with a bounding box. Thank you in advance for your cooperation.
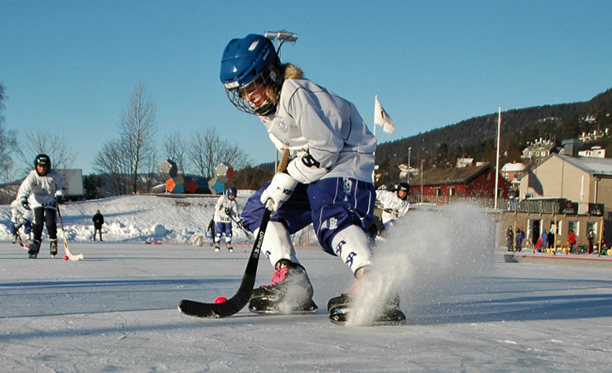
[214,243,221,252]
[11,234,17,244]
[226,243,233,252]
[28,239,41,259]
[249,259,318,314]
[50,239,58,257]
[327,266,405,325]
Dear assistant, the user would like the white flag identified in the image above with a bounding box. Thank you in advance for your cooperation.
[374,95,396,134]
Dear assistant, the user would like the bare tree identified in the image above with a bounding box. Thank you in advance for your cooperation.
[118,81,157,194]
[16,131,77,172]
[93,138,131,195]
[186,127,250,179]
[0,83,19,202]
[162,131,187,174]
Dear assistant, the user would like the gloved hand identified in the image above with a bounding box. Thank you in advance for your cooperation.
[21,199,30,210]
[15,218,28,229]
[225,207,231,216]
[55,194,62,203]
[237,220,243,229]
[260,173,298,214]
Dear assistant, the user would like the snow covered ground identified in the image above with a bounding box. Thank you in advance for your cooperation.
[1,195,612,371]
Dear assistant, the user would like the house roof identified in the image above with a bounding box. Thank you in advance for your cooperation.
[412,164,491,186]
[501,162,525,172]
[520,153,612,180]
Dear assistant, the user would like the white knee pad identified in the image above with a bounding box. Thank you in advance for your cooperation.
[257,221,300,267]
[331,225,373,274]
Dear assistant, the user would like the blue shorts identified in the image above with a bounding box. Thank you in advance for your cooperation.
[214,222,232,238]
[241,177,375,254]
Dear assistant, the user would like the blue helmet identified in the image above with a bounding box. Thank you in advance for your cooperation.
[226,187,237,198]
[219,34,282,116]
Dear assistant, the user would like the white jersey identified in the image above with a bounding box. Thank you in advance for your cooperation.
[376,190,410,224]
[10,199,32,223]
[260,78,376,184]
[213,195,240,223]
[17,169,66,209]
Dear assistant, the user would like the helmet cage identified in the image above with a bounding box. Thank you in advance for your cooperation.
[34,153,51,176]
[397,182,409,200]
[225,64,281,116]
[226,187,237,198]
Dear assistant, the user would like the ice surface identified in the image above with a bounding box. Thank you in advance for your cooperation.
[1,196,612,371]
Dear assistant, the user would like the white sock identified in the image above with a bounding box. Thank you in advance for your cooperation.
[331,225,373,274]
[257,221,300,267]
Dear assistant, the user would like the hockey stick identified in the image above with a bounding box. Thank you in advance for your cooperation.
[56,204,84,261]
[178,206,272,318]
[230,215,253,240]
[15,230,24,247]
[178,149,290,318]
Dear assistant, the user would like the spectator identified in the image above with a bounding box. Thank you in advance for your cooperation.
[92,210,104,241]
[567,230,576,254]
[587,231,595,254]
[547,229,555,249]
[506,226,514,252]
[515,227,525,252]
[540,229,548,252]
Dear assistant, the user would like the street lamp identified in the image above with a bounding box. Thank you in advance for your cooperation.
[265,30,299,170]
[408,147,412,169]
[264,31,299,57]
[407,146,412,183]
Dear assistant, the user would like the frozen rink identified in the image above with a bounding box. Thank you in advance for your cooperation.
[2,241,612,372]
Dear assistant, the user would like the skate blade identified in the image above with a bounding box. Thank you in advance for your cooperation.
[329,306,406,326]
[248,299,318,315]
[248,307,319,315]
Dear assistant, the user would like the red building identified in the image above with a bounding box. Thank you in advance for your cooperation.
[409,163,509,198]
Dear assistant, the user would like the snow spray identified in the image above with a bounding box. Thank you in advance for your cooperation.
[347,203,495,326]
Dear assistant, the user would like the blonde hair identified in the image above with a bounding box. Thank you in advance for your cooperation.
[282,63,304,80]
[267,63,304,103]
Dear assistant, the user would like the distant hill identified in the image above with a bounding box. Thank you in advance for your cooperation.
[375,87,612,166]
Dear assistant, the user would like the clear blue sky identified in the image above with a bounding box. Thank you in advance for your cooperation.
[2,0,611,175]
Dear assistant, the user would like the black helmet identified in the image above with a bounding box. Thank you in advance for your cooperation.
[34,153,51,175]
[397,182,409,200]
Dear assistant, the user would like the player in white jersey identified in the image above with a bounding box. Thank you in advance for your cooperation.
[16,154,66,258]
[9,198,33,244]
[376,182,411,231]
[213,187,241,252]
[220,34,404,323]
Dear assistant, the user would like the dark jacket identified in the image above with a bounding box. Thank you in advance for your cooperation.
[92,212,104,228]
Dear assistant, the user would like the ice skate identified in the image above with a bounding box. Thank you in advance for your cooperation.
[226,243,233,252]
[249,259,318,314]
[28,239,41,259]
[50,239,58,257]
[11,234,17,244]
[214,242,221,252]
[327,267,405,326]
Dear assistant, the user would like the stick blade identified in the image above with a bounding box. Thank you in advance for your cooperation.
[64,242,84,260]
[179,273,256,318]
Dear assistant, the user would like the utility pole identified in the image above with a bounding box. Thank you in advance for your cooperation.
[407,146,412,182]
[265,30,299,172]
[495,106,501,210]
